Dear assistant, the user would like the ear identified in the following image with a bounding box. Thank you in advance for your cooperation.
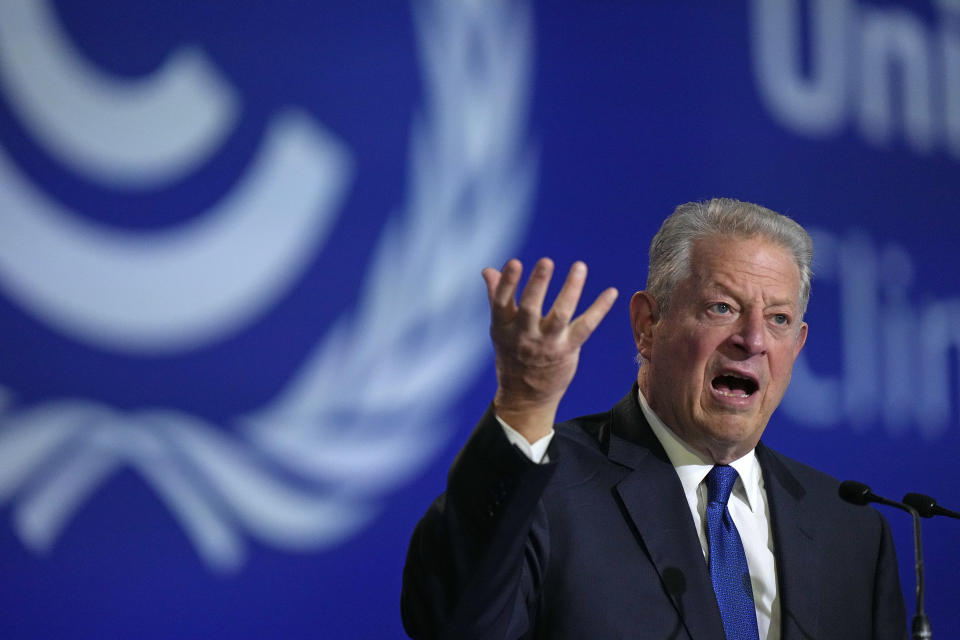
[630,291,659,360]
[794,321,808,358]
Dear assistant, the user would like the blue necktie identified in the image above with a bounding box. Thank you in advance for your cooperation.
[706,465,760,640]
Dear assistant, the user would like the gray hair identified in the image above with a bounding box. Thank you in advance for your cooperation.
[646,198,813,317]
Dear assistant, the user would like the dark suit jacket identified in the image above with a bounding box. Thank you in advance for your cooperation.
[402,387,908,639]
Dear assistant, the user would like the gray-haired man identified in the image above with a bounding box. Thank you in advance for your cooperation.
[403,199,907,639]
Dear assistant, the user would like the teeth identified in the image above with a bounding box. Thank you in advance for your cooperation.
[716,389,750,398]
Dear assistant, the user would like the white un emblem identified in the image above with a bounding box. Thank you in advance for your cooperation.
[0,0,536,571]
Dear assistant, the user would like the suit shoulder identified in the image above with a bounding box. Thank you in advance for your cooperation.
[554,408,611,452]
[759,444,888,528]
[540,409,620,488]
[762,445,839,489]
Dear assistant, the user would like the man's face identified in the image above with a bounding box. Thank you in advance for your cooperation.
[632,235,808,463]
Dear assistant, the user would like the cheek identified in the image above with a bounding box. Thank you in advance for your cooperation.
[686,337,722,374]
[656,328,721,388]
[763,356,798,402]
[769,348,799,381]
[674,327,713,359]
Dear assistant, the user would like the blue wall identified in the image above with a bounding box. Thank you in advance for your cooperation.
[0,1,957,636]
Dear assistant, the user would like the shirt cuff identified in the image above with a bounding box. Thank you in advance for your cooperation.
[495,414,555,463]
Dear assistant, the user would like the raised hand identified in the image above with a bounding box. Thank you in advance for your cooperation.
[482,258,618,444]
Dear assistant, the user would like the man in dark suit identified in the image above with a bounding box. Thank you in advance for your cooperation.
[402,199,908,639]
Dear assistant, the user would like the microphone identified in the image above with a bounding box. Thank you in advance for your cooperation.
[903,493,960,520]
[839,481,931,640]
[839,480,892,507]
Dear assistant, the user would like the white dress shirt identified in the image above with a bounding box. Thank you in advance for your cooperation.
[636,390,780,640]
[498,390,781,640]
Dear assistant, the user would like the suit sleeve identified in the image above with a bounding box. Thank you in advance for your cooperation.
[401,405,558,639]
[872,512,910,640]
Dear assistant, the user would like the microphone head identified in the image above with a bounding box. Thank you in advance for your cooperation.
[839,480,875,506]
[903,492,938,518]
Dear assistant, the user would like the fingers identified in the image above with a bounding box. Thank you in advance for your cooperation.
[485,259,522,323]
[481,267,503,304]
[543,261,587,332]
[516,258,554,324]
[569,287,619,346]
[484,258,616,344]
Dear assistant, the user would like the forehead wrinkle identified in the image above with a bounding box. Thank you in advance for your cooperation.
[693,250,802,310]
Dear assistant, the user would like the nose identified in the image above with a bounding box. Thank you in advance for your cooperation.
[729,308,767,357]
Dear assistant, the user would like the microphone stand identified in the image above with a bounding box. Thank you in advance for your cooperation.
[839,481,931,639]
[904,503,931,640]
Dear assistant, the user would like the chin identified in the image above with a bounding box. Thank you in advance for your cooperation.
[706,419,761,444]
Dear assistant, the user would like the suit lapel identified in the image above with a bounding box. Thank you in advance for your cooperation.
[606,389,725,640]
[757,443,821,640]
[602,389,825,639]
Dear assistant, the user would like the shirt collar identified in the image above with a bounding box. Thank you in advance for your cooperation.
[636,388,762,513]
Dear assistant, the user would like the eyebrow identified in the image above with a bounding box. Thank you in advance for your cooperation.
[702,282,799,310]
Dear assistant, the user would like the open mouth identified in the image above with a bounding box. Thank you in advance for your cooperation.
[711,373,758,398]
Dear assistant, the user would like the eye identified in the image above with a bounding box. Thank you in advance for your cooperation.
[709,302,732,314]
[772,313,789,325]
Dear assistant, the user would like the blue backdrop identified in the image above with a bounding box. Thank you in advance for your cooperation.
[1,1,958,637]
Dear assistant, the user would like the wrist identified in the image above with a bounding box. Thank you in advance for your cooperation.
[493,390,559,444]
